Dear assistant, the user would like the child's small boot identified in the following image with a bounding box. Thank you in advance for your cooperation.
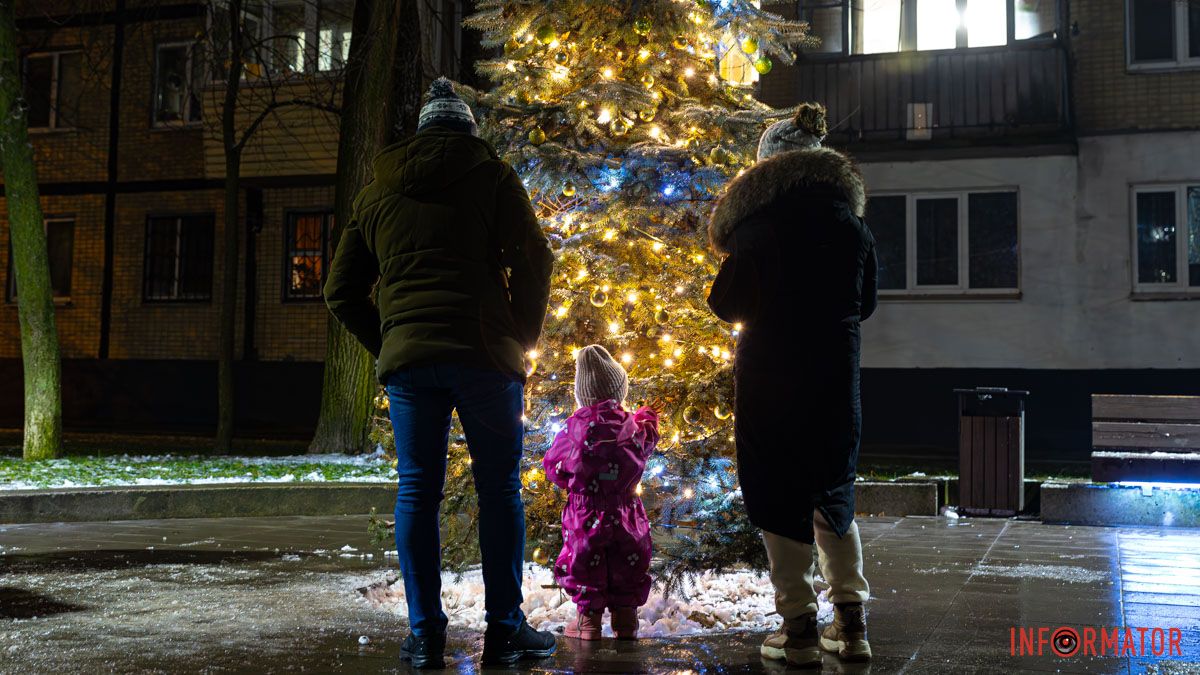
[819,602,871,661]
[563,608,603,641]
[610,606,638,640]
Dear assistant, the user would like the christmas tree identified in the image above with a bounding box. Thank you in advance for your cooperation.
[373,0,814,591]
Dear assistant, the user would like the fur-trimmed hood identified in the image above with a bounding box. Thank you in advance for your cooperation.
[708,147,866,253]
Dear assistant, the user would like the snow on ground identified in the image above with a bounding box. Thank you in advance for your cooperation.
[0,448,395,490]
[915,562,1110,584]
[359,564,834,637]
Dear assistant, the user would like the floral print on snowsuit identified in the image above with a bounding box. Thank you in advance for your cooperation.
[543,399,659,613]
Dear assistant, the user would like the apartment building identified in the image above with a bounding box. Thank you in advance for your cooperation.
[760,0,1200,461]
[0,0,409,436]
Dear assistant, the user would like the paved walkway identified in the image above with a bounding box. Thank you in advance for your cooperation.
[1,515,1198,674]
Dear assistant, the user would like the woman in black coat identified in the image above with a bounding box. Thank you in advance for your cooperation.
[706,104,876,667]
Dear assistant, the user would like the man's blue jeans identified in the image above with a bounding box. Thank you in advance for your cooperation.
[386,364,526,636]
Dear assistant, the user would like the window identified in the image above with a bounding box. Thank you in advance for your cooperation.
[809,0,1031,55]
[24,51,81,130]
[1128,0,1200,68]
[212,0,354,78]
[1132,185,1200,293]
[867,190,1019,295]
[211,0,266,80]
[718,0,762,85]
[143,215,215,302]
[283,210,332,300]
[7,218,74,301]
[154,43,203,126]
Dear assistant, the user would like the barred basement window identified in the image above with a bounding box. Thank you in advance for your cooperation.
[143,215,215,302]
[7,218,75,302]
[1132,185,1200,293]
[24,51,82,130]
[867,190,1020,296]
[283,210,332,301]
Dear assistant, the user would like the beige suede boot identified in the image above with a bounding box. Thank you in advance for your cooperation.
[760,612,820,667]
[819,602,872,661]
[563,609,603,641]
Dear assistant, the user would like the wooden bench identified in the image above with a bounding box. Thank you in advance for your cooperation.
[1091,395,1200,483]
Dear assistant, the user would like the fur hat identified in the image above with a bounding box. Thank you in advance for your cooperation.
[574,345,628,408]
[417,77,478,136]
[756,102,828,161]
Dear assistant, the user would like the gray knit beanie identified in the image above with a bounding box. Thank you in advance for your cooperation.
[757,102,827,161]
[417,77,478,136]
[574,345,629,408]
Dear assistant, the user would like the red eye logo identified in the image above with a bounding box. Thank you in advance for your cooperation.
[1051,627,1080,658]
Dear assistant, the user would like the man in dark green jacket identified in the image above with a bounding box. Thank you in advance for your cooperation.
[324,78,554,669]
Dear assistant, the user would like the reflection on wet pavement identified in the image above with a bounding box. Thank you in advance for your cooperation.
[1,515,1198,673]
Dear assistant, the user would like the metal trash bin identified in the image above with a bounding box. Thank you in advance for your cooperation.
[955,387,1029,516]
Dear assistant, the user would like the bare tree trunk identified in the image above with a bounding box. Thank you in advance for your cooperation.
[215,0,246,454]
[0,1,62,460]
[309,0,421,454]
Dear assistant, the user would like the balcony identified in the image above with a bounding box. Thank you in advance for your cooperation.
[758,40,1071,149]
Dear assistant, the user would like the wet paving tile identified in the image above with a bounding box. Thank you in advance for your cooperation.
[2,515,1200,672]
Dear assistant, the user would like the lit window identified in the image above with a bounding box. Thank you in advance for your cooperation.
[1133,185,1200,292]
[23,51,81,130]
[917,0,960,51]
[154,43,203,126]
[862,0,903,54]
[273,0,308,73]
[718,0,760,85]
[317,1,354,71]
[7,218,74,301]
[965,0,1008,47]
[284,211,333,301]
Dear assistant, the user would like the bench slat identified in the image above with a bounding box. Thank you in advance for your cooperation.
[1093,422,1200,450]
[1091,395,1200,422]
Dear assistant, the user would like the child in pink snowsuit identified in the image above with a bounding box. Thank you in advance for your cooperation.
[544,344,659,640]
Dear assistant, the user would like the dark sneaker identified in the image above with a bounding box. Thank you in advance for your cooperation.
[819,602,872,662]
[400,631,446,670]
[760,612,820,667]
[481,620,557,666]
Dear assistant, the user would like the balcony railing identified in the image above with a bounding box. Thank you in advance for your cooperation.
[758,40,1071,146]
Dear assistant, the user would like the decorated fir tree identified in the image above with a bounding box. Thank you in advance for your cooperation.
[373,0,814,590]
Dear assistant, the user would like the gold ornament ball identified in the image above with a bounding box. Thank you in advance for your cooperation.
[654,307,669,324]
[708,145,731,165]
[528,126,547,145]
[683,405,703,426]
[740,36,759,54]
[590,288,609,307]
[714,403,733,420]
[536,24,557,45]
[754,55,773,74]
[562,181,577,197]
[633,17,652,36]
[641,73,655,89]
[673,35,689,49]
[554,50,569,65]
[532,547,551,565]
[610,117,632,136]
[638,108,656,122]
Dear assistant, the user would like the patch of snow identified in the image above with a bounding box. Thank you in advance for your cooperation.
[916,562,1108,584]
[360,565,833,636]
[340,545,357,552]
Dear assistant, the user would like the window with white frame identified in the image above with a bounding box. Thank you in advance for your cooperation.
[154,43,203,126]
[211,0,353,79]
[7,217,75,301]
[1132,185,1200,292]
[1128,0,1200,69]
[23,51,82,130]
[866,190,1020,294]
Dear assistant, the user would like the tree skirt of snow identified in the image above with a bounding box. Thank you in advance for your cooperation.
[358,565,834,637]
